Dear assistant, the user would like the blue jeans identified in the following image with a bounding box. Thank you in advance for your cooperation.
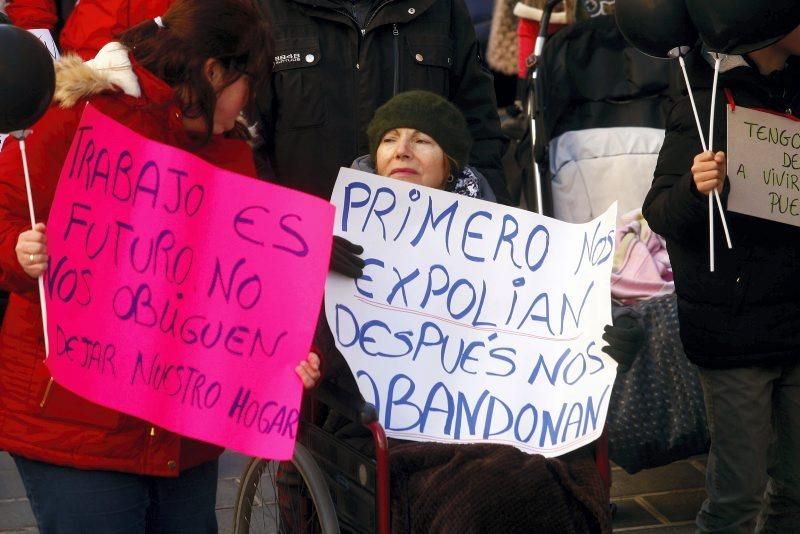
[13,455,219,534]
[696,363,800,533]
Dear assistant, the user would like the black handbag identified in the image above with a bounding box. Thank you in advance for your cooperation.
[606,294,710,474]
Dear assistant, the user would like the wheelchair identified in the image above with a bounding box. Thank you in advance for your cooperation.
[233,379,391,534]
[232,375,611,533]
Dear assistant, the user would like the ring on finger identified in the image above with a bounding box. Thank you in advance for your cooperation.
[29,253,35,264]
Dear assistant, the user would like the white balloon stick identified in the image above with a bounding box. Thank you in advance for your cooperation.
[678,56,714,271]
[678,56,708,150]
[678,55,734,272]
[708,54,733,250]
[18,136,50,358]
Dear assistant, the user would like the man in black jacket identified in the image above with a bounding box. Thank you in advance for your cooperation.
[643,14,800,533]
[257,0,510,204]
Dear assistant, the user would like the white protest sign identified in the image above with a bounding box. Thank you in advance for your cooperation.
[325,168,617,457]
[28,29,60,60]
[727,105,800,226]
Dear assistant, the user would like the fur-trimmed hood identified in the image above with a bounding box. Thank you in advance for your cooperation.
[54,42,141,108]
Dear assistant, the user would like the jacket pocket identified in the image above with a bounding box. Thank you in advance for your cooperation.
[403,34,453,95]
[272,35,326,130]
[29,360,120,430]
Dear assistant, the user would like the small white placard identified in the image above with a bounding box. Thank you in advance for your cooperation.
[727,105,800,226]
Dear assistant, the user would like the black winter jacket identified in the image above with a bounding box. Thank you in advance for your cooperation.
[643,56,800,369]
[257,0,510,203]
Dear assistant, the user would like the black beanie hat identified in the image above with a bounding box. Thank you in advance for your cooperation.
[367,90,472,170]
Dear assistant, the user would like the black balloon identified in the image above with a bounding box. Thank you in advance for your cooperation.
[0,25,55,133]
[686,0,800,55]
[615,0,699,59]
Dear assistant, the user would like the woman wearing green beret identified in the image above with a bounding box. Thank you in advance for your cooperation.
[314,90,641,532]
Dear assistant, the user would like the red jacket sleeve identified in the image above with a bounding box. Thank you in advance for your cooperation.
[0,134,41,293]
[6,0,57,29]
[0,106,80,294]
[59,0,129,60]
[60,0,172,61]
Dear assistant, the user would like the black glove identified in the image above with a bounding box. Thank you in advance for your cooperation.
[330,236,365,279]
[602,313,644,373]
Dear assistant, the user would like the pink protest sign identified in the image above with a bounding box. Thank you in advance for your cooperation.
[44,104,334,460]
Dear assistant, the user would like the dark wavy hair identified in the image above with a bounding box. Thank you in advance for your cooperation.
[118,0,272,142]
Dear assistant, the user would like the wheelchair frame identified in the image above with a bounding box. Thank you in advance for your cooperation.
[233,375,611,533]
[233,379,390,534]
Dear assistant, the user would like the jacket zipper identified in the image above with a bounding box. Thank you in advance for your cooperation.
[363,0,394,31]
[393,24,400,95]
[329,0,401,158]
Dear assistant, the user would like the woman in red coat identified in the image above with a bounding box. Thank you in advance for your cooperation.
[0,0,320,531]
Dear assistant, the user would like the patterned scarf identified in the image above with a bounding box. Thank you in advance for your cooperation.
[450,167,482,198]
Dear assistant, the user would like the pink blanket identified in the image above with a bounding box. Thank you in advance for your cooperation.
[611,209,674,304]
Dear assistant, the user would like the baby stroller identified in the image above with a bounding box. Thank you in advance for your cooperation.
[516,1,710,474]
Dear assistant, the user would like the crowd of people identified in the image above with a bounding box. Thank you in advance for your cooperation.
[0,0,799,532]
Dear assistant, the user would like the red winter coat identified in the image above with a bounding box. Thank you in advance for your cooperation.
[0,51,257,476]
[60,0,173,60]
[5,0,57,29]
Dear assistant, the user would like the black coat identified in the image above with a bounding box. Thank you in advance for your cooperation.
[643,56,800,369]
[257,0,510,203]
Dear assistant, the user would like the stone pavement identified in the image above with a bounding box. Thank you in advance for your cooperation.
[1,450,706,533]
[611,456,707,533]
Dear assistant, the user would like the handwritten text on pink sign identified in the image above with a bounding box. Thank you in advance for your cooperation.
[45,105,334,460]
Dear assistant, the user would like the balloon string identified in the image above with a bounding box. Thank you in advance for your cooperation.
[708,55,733,250]
[19,139,50,359]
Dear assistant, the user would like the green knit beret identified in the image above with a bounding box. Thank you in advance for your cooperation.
[367,90,472,170]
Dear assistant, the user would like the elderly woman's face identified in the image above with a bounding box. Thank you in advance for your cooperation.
[376,128,448,189]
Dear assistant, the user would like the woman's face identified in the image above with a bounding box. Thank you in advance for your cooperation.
[183,59,250,136]
[375,128,448,189]
[209,72,249,135]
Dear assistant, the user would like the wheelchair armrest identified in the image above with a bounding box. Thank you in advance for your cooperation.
[314,379,378,426]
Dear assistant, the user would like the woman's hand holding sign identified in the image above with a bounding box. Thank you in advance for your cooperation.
[297,352,322,389]
[16,223,48,278]
[692,151,726,195]
[330,236,365,278]
[602,314,645,373]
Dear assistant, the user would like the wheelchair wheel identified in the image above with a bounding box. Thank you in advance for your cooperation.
[233,443,340,534]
